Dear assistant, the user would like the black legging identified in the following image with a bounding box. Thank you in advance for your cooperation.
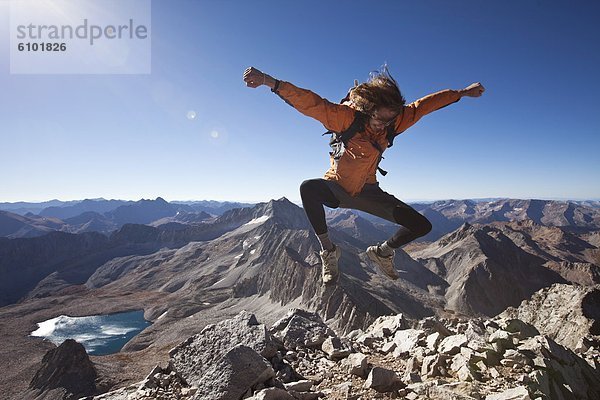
[300,179,432,248]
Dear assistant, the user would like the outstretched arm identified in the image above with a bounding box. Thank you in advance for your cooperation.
[395,82,485,133]
[243,67,354,133]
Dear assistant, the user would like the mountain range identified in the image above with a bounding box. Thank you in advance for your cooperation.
[2,197,599,241]
[0,197,598,399]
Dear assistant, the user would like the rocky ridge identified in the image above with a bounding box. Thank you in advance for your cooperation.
[500,283,600,356]
[88,308,600,400]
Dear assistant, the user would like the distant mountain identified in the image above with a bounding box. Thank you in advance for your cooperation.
[39,199,132,220]
[150,210,213,227]
[0,199,78,215]
[326,199,600,244]
[62,211,118,234]
[408,220,600,316]
[0,210,65,238]
[3,198,599,241]
[408,199,600,241]
[106,197,194,226]
[327,209,395,248]
[0,198,212,238]
[176,200,256,215]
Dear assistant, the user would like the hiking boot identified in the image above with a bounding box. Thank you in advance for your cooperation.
[366,245,399,280]
[320,245,341,284]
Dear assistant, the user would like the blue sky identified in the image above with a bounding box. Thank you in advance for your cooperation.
[1,0,599,203]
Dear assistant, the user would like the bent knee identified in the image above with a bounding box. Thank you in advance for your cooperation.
[418,217,433,237]
[300,179,320,197]
[393,207,432,237]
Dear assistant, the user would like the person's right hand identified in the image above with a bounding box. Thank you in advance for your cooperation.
[461,82,485,97]
[243,67,267,88]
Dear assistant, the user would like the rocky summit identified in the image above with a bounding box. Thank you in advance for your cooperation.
[89,309,600,400]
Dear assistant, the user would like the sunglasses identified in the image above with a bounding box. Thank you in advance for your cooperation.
[370,113,398,127]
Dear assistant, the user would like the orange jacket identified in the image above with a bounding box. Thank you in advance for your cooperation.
[274,81,462,196]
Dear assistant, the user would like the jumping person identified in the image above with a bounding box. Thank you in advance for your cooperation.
[243,66,484,284]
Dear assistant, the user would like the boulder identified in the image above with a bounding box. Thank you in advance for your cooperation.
[381,340,397,354]
[403,356,422,384]
[29,339,97,399]
[392,329,425,356]
[194,345,275,400]
[421,354,449,378]
[321,337,351,360]
[170,311,279,386]
[341,353,368,378]
[364,367,405,393]
[439,334,468,355]
[426,332,443,352]
[365,314,406,338]
[485,386,531,400]
[418,317,454,337]
[283,380,313,392]
[251,387,295,400]
[488,330,517,354]
[271,309,335,349]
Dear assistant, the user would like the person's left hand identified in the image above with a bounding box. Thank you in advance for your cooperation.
[243,67,267,88]
[461,82,485,97]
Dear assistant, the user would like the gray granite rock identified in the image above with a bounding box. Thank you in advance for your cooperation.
[169,311,279,386]
[193,345,275,400]
[421,354,449,378]
[251,387,295,400]
[271,309,335,349]
[485,386,531,400]
[366,314,406,338]
[439,334,468,355]
[364,367,405,393]
[392,329,425,356]
[283,380,313,392]
[29,339,97,399]
[341,353,368,378]
[321,337,351,360]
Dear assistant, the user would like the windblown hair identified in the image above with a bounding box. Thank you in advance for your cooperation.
[348,64,406,114]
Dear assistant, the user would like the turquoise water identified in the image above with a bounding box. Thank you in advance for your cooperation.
[31,310,152,356]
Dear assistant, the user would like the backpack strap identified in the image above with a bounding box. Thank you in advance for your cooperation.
[338,111,368,145]
[386,124,397,148]
[369,139,388,176]
[323,111,396,176]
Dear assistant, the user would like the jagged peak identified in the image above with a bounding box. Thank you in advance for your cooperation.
[251,198,308,230]
[435,222,510,249]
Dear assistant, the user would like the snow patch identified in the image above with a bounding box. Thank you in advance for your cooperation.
[212,277,227,286]
[157,311,168,320]
[250,249,256,255]
[244,215,270,226]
